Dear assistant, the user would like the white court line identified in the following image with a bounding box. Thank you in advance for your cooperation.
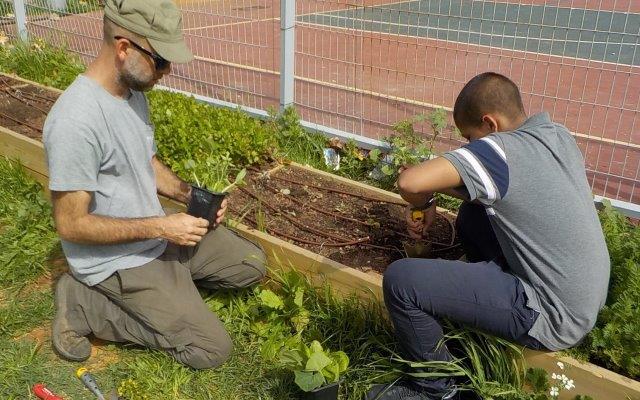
[184,16,278,31]
[297,19,640,69]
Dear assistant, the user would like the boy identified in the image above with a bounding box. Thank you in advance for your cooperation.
[367,72,610,399]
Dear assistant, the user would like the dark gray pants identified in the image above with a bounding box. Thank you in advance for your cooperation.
[384,203,545,378]
[63,226,266,369]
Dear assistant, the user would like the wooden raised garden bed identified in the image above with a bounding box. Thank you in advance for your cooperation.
[1,72,638,400]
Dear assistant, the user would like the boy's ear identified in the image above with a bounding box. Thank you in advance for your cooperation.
[481,115,499,133]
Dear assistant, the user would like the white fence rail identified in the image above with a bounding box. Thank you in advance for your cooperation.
[2,0,639,210]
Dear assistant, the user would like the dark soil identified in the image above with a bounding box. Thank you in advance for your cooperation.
[228,165,463,273]
[0,75,57,139]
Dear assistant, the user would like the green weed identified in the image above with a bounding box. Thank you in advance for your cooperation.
[268,106,327,169]
[0,39,84,89]
[569,200,640,379]
[0,158,59,289]
[149,90,275,176]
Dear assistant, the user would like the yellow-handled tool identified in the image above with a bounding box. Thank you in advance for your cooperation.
[76,368,106,400]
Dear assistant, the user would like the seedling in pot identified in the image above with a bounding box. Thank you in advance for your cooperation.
[276,336,349,399]
[187,167,247,227]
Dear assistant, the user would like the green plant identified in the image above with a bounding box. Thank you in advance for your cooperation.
[0,39,85,89]
[149,90,275,172]
[277,337,349,392]
[428,108,448,138]
[570,200,640,378]
[269,106,326,168]
[186,154,246,193]
[117,378,150,400]
[251,271,311,350]
[0,158,59,289]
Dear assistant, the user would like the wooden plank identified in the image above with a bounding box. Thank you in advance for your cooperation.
[525,350,640,400]
[0,72,64,94]
[1,114,637,398]
[0,126,47,175]
[231,221,383,302]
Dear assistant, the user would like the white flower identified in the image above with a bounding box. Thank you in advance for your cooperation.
[565,379,575,390]
[557,361,565,370]
[550,386,559,397]
[551,373,558,379]
[561,374,569,383]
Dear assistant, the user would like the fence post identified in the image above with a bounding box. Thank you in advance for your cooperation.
[279,0,295,111]
[13,0,28,41]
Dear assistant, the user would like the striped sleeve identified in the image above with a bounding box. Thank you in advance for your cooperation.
[442,137,509,205]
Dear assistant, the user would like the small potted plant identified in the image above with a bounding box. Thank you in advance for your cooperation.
[277,337,349,400]
[187,167,246,226]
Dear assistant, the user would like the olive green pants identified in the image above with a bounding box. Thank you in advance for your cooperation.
[64,226,266,369]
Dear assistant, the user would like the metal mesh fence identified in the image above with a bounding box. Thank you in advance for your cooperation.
[3,0,639,203]
[295,0,640,203]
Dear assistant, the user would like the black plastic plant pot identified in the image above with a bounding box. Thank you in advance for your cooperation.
[187,185,227,226]
[302,381,340,400]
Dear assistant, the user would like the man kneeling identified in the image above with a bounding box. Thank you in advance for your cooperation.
[44,0,266,369]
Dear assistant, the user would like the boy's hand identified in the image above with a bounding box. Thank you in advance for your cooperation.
[404,204,436,239]
[160,213,209,246]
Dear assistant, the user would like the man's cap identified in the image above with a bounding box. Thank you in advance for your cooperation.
[104,0,193,63]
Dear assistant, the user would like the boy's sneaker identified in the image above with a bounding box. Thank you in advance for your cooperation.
[366,379,459,400]
[52,273,92,362]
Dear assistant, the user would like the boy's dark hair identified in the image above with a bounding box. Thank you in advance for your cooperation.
[453,72,526,129]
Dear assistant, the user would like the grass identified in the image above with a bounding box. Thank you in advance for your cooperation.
[0,158,59,290]
[0,159,546,399]
[0,39,85,90]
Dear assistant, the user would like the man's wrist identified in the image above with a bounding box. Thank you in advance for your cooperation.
[145,216,166,240]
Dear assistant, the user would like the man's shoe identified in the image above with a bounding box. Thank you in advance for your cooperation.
[52,274,92,362]
[366,379,459,400]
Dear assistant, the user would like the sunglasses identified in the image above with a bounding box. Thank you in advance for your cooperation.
[114,36,170,71]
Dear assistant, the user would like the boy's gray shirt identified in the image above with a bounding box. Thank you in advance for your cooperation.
[43,75,167,286]
[443,113,610,351]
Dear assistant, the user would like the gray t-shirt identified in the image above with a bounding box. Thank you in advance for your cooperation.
[443,112,610,351]
[43,75,167,286]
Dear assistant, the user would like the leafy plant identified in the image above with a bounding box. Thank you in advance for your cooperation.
[277,337,349,392]
[117,378,150,400]
[268,106,326,169]
[149,90,275,173]
[186,154,246,193]
[0,158,59,289]
[0,39,85,90]
[570,200,640,378]
[252,272,312,353]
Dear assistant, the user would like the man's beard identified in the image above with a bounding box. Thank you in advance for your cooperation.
[118,65,155,92]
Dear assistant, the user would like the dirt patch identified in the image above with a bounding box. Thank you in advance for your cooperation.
[228,165,463,273]
[17,325,121,370]
[31,258,68,291]
[85,338,122,371]
[0,75,58,139]
[16,323,50,345]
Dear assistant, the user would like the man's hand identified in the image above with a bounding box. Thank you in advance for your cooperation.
[160,213,210,246]
[214,198,228,226]
[404,203,437,239]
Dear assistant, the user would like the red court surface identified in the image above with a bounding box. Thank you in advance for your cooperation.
[4,0,639,202]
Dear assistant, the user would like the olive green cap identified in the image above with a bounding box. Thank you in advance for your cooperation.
[104,0,193,63]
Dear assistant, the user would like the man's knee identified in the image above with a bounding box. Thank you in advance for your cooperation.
[178,333,233,369]
[243,249,267,285]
